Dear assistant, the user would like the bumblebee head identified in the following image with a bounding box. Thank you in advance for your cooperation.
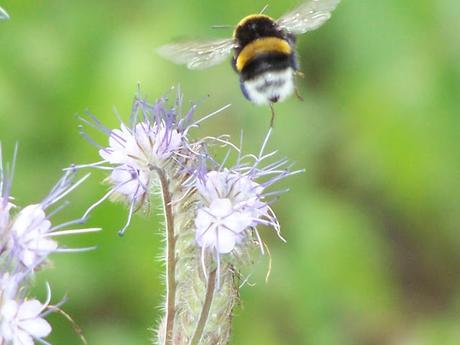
[233,15,279,46]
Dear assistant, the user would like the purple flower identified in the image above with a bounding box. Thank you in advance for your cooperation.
[195,170,267,254]
[2,170,100,271]
[109,165,150,202]
[0,273,20,301]
[195,129,302,257]
[1,148,100,277]
[79,90,230,235]
[9,204,58,269]
[74,89,301,342]
[99,122,183,170]
[0,296,52,345]
[0,148,99,344]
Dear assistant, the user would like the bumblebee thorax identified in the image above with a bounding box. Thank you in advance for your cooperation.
[233,15,282,49]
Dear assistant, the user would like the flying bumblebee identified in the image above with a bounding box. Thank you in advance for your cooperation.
[158,0,340,123]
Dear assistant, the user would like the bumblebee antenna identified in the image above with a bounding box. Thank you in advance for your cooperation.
[260,4,269,14]
[269,103,276,127]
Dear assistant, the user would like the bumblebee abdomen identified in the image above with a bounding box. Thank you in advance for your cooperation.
[240,67,296,105]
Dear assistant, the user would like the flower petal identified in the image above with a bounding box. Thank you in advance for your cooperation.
[20,318,52,338]
[1,299,19,319]
[216,227,236,254]
[208,198,233,218]
[15,330,35,345]
[223,212,252,233]
[17,300,43,319]
[12,205,46,236]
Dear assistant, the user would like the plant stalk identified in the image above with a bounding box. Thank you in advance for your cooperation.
[153,167,177,345]
[189,269,217,345]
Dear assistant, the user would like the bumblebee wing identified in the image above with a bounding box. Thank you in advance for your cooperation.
[157,38,234,70]
[276,0,341,35]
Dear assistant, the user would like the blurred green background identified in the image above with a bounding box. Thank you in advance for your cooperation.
[1,1,460,344]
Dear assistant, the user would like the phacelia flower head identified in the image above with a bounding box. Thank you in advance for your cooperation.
[0,148,99,345]
[195,169,267,254]
[78,88,229,235]
[2,169,99,271]
[195,129,302,258]
[9,204,57,269]
[0,287,52,345]
[109,164,150,202]
[94,89,198,173]
[99,121,183,170]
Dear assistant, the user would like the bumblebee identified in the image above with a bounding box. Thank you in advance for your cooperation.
[159,0,340,120]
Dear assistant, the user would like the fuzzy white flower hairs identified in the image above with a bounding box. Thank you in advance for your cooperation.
[0,147,100,345]
[78,88,301,345]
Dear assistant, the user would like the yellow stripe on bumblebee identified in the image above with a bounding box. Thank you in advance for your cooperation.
[235,37,292,72]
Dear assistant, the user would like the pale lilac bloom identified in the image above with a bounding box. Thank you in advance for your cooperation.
[1,298,51,345]
[78,91,221,235]
[3,169,99,270]
[1,149,97,270]
[195,170,267,254]
[93,92,195,176]
[0,150,99,344]
[109,165,150,201]
[193,129,302,288]
[0,273,20,301]
[99,122,182,171]
[195,129,302,257]
[9,205,57,269]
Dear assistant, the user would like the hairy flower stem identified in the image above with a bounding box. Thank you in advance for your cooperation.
[154,159,237,345]
[152,166,177,345]
[189,269,217,345]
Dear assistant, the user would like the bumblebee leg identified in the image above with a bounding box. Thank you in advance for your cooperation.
[295,70,305,78]
[293,70,304,101]
[295,87,304,102]
[269,103,276,128]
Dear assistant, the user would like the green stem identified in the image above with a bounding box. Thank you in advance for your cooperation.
[153,167,176,345]
[189,269,217,345]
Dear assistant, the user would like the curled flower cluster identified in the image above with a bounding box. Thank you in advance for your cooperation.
[79,91,229,234]
[0,149,100,345]
[0,279,52,345]
[195,164,282,255]
[80,89,300,345]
